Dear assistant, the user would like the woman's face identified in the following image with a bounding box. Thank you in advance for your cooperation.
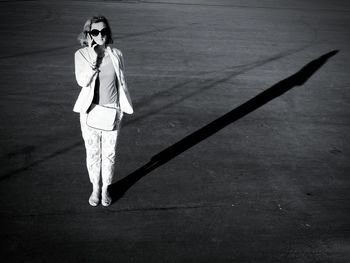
[90,22,107,46]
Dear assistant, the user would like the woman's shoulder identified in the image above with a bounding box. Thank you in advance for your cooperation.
[75,47,89,56]
[109,46,123,57]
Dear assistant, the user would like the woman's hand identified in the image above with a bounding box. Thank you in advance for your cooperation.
[87,33,98,50]
[86,33,101,69]
[87,33,105,57]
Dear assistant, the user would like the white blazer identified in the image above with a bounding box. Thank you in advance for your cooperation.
[73,46,134,114]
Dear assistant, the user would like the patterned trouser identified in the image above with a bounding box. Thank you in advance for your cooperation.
[80,109,122,186]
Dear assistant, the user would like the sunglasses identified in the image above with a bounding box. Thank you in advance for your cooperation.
[89,28,108,37]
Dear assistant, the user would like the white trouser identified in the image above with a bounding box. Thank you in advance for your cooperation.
[80,105,122,186]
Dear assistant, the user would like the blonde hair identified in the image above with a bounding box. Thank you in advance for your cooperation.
[77,15,114,47]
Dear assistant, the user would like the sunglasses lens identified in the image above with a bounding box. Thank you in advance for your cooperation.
[101,28,108,36]
[90,30,99,36]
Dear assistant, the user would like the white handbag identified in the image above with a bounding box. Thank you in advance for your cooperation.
[86,103,118,131]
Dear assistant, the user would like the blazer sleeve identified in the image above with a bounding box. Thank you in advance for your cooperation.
[74,49,98,88]
[119,50,125,70]
[113,48,125,70]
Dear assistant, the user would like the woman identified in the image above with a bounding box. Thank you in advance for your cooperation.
[74,16,133,207]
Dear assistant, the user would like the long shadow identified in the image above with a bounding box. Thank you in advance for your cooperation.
[109,50,339,202]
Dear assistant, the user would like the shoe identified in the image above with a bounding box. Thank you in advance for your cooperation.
[101,189,112,207]
[89,190,100,206]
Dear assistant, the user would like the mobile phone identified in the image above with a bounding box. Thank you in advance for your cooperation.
[87,32,97,47]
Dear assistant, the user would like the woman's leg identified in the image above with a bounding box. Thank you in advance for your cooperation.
[80,113,102,206]
[100,128,119,206]
[101,129,119,185]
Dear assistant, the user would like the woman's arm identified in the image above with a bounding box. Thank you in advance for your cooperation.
[119,51,125,70]
[74,49,99,88]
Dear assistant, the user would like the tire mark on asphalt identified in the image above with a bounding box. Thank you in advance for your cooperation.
[0,18,319,181]
[0,24,191,59]
[0,48,315,182]
[0,45,77,59]
[0,1,60,29]
[0,203,227,218]
[138,0,350,13]
[129,22,318,125]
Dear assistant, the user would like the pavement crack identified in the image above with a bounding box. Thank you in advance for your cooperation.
[1,204,226,218]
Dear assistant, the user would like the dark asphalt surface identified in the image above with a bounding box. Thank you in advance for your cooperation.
[0,0,349,262]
